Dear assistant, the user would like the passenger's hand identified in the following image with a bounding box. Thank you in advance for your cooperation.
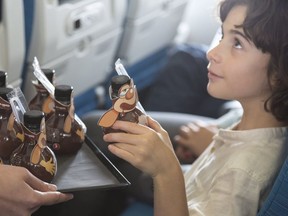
[174,121,218,160]
[0,165,73,216]
[103,116,180,178]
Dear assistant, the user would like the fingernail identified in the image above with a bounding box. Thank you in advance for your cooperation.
[103,135,107,141]
[67,193,74,200]
[48,184,57,191]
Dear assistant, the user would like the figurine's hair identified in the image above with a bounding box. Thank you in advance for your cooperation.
[220,0,288,122]
[110,75,131,99]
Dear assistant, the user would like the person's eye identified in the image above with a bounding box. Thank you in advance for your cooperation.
[233,38,242,49]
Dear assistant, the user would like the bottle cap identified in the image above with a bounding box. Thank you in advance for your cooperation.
[54,85,73,104]
[0,87,13,101]
[24,110,44,133]
[41,68,55,84]
[0,71,7,87]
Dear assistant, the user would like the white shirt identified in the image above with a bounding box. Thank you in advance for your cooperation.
[184,127,288,216]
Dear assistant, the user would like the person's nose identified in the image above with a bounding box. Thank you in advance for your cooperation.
[206,44,222,64]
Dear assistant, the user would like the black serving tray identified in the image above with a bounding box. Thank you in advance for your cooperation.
[52,135,130,192]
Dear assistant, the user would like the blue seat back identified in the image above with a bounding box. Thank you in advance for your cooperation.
[257,155,288,215]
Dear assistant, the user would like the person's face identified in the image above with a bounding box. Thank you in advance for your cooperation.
[206,5,271,104]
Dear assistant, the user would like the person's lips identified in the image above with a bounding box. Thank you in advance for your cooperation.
[208,70,223,80]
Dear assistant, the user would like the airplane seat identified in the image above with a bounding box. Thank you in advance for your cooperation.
[117,0,189,66]
[257,153,288,216]
[97,0,189,110]
[22,0,127,115]
[0,0,25,88]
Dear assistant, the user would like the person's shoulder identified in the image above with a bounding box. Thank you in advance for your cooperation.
[223,139,288,183]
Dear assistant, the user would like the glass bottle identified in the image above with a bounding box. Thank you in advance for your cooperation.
[46,85,85,155]
[29,68,55,120]
[10,110,57,183]
[0,71,7,87]
[98,75,147,134]
[0,87,24,164]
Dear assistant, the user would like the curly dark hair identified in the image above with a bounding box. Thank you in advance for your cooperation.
[219,0,288,122]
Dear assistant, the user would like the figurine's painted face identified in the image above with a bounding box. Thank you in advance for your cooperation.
[112,79,138,113]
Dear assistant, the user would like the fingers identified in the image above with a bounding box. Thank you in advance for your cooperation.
[35,191,74,206]
[146,116,163,132]
[22,167,73,207]
[110,120,149,134]
[104,131,145,146]
[175,121,210,143]
[108,143,135,164]
[108,116,162,134]
[23,168,57,192]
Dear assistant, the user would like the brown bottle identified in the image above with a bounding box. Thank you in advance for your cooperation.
[0,87,24,164]
[28,68,55,120]
[10,110,57,183]
[46,85,85,155]
[98,75,147,134]
[0,71,7,87]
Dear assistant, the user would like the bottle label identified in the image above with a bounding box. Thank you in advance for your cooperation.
[0,97,10,110]
[31,82,55,116]
[0,97,24,141]
[54,99,75,134]
[98,77,147,128]
[33,82,49,94]
[21,120,57,176]
[46,98,85,154]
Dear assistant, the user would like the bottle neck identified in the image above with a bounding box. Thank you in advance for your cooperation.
[22,125,39,145]
[0,98,12,117]
[54,99,71,113]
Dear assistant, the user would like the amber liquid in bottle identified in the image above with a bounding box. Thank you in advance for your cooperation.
[46,85,84,155]
[29,68,55,120]
[0,87,23,164]
[10,110,57,183]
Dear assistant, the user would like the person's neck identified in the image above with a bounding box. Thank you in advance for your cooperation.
[234,101,287,130]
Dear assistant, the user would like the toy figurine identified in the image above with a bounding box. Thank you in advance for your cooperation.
[0,87,24,164]
[10,110,57,183]
[98,75,147,134]
[46,85,85,155]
